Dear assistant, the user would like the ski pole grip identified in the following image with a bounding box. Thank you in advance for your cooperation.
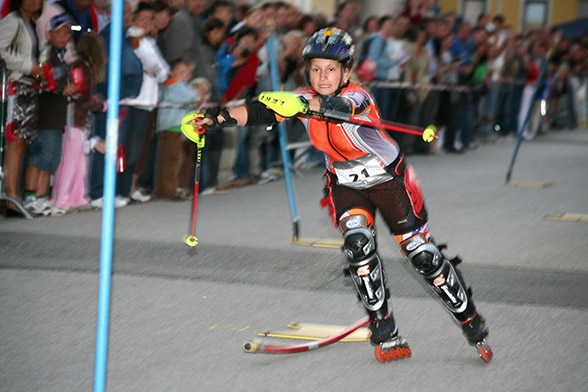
[258,91,309,117]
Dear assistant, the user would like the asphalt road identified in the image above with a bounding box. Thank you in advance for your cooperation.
[2,128,588,392]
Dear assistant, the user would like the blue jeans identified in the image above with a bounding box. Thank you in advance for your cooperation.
[494,83,513,134]
[505,84,524,135]
[117,107,149,197]
[28,129,63,174]
[459,91,475,146]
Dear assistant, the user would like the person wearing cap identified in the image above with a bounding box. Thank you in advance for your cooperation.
[191,27,492,364]
[35,0,99,64]
[22,13,79,215]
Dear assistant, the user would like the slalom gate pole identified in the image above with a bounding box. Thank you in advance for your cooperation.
[505,47,553,183]
[242,316,370,354]
[267,36,300,240]
[94,0,123,390]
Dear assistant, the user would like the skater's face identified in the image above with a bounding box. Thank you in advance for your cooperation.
[308,58,350,96]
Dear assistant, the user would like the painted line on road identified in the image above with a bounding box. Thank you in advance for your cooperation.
[506,180,554,188]
[544,213,588,222]
[292,237,343,248]
[210,324,251,332]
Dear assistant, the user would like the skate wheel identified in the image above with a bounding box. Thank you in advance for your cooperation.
[405,347,412,358]
[476,340,493,363]
[374,346,387,363]
[391,347,403,360]
[385,348,395,361]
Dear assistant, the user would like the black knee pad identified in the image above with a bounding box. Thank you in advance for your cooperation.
[407,242,474,319]
[344,228,389,320]
[410,247,441,274]
[343,227,376,262]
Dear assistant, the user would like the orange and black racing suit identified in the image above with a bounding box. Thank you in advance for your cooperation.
[259,83,430,236]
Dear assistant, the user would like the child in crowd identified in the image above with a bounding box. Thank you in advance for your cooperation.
[154,58,201,199]
[190,77,211,104]
[24,13,78,215]
[50,33,106,215]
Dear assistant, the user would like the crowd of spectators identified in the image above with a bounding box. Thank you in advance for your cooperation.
[1,0,587,218]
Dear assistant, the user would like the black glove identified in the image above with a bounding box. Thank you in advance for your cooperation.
[201,106,238,131]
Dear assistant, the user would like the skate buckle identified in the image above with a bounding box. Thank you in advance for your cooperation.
[475,339,493,363]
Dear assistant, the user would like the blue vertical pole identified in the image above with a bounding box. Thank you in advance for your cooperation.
[505,48,552,183]
[267,36,300,240]
[93,0,123,390]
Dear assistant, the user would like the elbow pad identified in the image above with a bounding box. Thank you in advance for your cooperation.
[246,100,279,126]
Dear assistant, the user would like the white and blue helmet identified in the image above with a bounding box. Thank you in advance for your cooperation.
[302,27,355,67]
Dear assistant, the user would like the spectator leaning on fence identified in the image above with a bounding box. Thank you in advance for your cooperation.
[121,1,169,205]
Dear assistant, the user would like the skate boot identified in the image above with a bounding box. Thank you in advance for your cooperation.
[461,313,493,363]
[370,315,411,363]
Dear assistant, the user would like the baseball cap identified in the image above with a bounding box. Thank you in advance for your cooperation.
[47,13,75,31]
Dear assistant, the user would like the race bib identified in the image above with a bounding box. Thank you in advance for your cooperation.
[332,154,392,189]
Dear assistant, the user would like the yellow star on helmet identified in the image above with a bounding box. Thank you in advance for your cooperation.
[324,28,332,38]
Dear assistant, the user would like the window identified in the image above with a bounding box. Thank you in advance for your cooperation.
[522,0,549,30]
[461,0,487,24]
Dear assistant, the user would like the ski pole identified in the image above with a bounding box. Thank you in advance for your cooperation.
[257,91,437,142]
[505,46,553,183]
[242,316,369,354]
[181,112,206,247]
[310,109,437,141]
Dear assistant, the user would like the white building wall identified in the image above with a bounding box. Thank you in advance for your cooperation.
[291,0,404,23]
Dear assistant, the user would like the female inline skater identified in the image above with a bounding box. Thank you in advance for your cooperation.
[191,27,492,363]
